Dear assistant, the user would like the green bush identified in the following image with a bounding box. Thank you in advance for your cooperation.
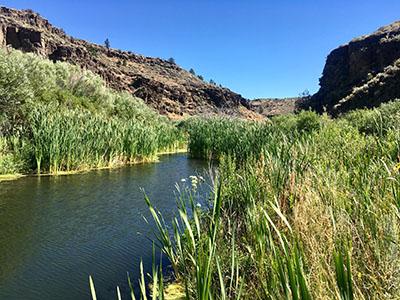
[294,110,322,133]
[344,100,400,135]
[0,49,185,174]
[0,137,29,174]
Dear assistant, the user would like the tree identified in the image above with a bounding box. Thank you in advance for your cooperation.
[198,75,204,81]
[299,89,311,99]
[168,57,176,64]
[189,68,196,75]
[209,79,216,85]
[104,38,110,51]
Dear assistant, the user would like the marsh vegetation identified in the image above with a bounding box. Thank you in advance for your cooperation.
[1,48,399,300]
[0,49,184,176]
[96,102,400,299]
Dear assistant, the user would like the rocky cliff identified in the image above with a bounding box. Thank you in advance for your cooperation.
[303,21,400,115]
[250,98,299,117]
[0,7,257,119]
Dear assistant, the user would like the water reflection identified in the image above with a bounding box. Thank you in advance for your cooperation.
[0,154,207,300]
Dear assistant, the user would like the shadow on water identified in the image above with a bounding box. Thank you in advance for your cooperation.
[0,154,209,300]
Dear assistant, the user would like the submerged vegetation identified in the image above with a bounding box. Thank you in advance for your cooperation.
[0,49,185,175]
[92,101,400,299]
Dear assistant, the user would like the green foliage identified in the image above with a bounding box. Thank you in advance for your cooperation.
[294,110,322,133]
[344,100,400,135]
[0,50,34,134]
[87,45,99,57]
[121,102,399,299]
[0,49,185,174]
[0,137,19,174]
[0,136,30,174]
[334,245,354,300]
[28,105,160,173]
[185,117,272,161]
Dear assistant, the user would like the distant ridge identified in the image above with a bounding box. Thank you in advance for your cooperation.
[250,98,299,117]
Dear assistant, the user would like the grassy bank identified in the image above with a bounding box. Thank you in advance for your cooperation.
[0,49,185,176]
[100,101,400,299]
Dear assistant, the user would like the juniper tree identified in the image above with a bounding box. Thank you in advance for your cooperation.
[104,38,110,51]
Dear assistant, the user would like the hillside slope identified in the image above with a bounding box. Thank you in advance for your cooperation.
[0,7,257,119]
[250,97,299,117]
[302,20,400,115]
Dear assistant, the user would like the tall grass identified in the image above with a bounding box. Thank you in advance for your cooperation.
[92,102,400,299]
[28,105,160,173]
[180,103,400,299]
[0,49,185,175]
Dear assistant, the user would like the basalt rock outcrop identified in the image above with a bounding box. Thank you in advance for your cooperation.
[0,7,258,119]
[302,20,400,115]
[250,97,299,117]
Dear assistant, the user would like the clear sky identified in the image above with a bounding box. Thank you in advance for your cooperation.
[2,0,400,99]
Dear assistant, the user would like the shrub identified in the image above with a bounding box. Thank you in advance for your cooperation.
[0,48,185,174]
[295,110,322,133]
[344,100,400,135]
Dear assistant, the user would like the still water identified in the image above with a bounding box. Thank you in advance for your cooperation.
[0,154,207,300]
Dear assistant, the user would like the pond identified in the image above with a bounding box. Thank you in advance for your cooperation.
[0,154,208,300]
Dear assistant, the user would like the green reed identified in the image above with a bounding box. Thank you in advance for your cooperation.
[0,48,185,174]
[101,102,400,299]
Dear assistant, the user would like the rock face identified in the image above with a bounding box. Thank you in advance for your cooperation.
[0,7,258,119]
[250,98,299,117]
[303,21,400,115]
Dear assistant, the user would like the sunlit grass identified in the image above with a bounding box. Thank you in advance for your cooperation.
[92,101,400,299]
[0,49,186,175]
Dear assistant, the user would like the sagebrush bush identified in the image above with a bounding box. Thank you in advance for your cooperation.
[0,49,185,174]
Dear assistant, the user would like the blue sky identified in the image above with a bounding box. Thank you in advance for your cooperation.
[2,0,400,99]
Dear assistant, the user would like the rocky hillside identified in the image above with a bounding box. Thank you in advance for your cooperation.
[0,7,257,119]
[250,98,299,117]
[302,20,400,115]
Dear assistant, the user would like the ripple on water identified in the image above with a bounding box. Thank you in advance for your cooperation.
[0,154,209,300]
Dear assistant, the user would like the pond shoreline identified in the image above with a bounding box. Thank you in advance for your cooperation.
[0,148,188,183]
